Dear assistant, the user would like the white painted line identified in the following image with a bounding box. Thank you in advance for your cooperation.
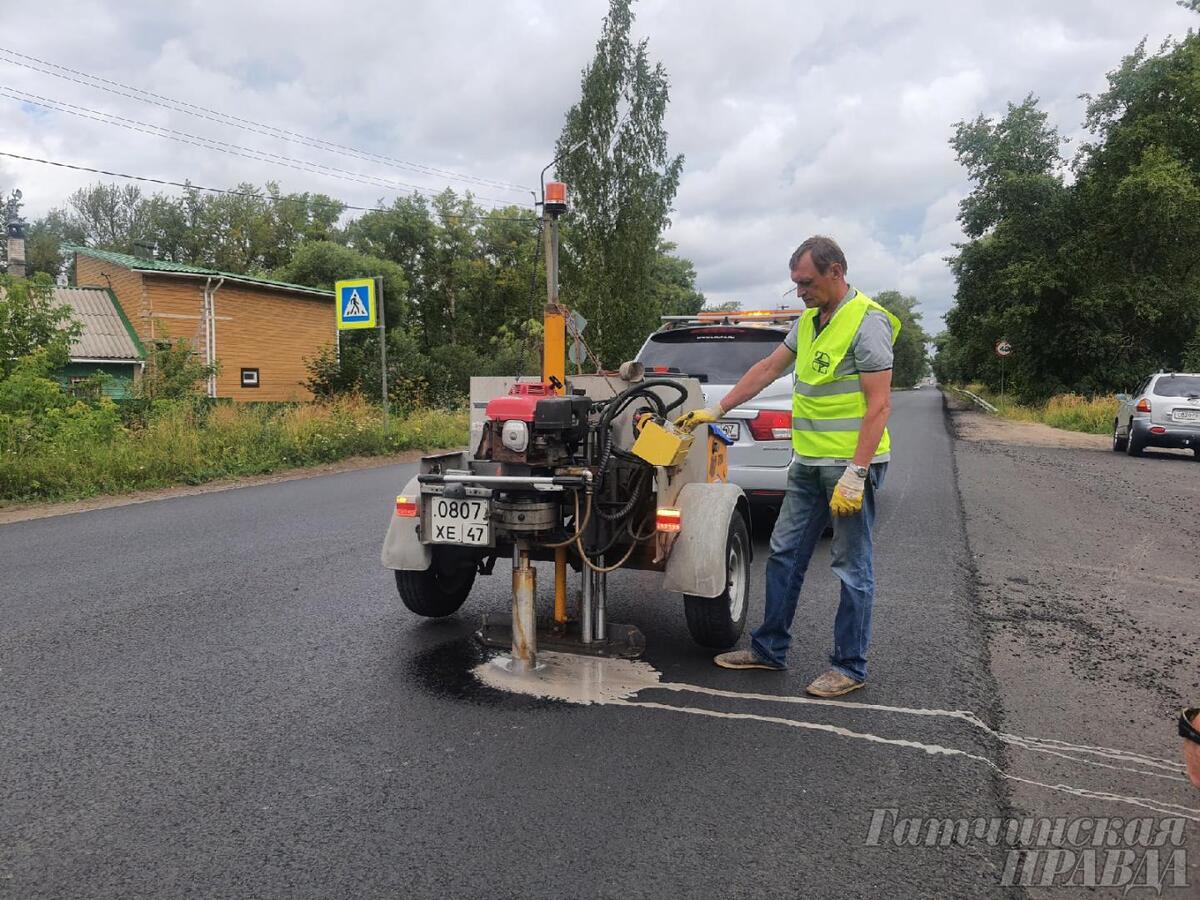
[617,699,1200,824]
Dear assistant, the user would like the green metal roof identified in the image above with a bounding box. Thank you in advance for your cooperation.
[68,245,333,298]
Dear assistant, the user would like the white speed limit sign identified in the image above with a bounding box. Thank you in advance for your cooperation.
[994,340,1013,358]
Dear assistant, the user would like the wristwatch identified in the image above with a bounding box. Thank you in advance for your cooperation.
[849,464,869,479]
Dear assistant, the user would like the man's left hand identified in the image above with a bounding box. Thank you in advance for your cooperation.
[829,467,866,517]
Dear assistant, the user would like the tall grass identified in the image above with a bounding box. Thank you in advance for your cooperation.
[0,396,467,503]
[960,383,1117,435]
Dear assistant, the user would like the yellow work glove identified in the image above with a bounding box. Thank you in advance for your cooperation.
[673,404,724,432]
[829,466,867,517]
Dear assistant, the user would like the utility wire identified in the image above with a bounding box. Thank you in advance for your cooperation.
[0,85,521,209]
[0,149,539,222]
[0,45,532,194]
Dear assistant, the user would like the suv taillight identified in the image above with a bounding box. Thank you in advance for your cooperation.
[748,410,792,441]
[1136,398,1151,413]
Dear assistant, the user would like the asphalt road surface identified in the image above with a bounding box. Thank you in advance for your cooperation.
[2,388,1194,899]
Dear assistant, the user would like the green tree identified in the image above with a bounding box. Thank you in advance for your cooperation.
[25,209,84,279]
[873,290,931,388]
[0,273,80,379]
[134,338,218,402]
[1069,33,1200,388]
[701,300,741,313]
[944,96,1074,399]
[49,181,345,277]
[554,0,684,366]
[274,239,410,329]
[650,241,706,317]
[64,183,144,249]
[940,31,1200,397]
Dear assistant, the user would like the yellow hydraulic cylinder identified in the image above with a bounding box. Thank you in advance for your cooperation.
[543,305,566,392]
[542,211,566,393]
[553,547,568,625]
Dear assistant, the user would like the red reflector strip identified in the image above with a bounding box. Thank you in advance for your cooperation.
[1150,426,1166,434]
[395,495,418,517]
[656,508,682,533]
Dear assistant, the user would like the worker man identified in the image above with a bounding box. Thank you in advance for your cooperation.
[679,236,899,697]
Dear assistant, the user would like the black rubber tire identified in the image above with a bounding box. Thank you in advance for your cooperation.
[1126,428,1145,457]
[683,513,751,649]
[1112,419,1128,452]
[394,559,476,618]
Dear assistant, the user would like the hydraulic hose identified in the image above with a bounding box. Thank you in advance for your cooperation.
[543,490,593,549]
[594,378,689,489]
[593,467,646,522]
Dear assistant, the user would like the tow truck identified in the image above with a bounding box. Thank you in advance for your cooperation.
[381,181,752,670]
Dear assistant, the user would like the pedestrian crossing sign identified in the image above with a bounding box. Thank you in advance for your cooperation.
[334,278,377,330]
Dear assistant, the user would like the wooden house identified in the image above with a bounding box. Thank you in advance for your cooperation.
[71,247,335,402]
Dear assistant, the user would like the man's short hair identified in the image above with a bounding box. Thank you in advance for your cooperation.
[789,236,848,275]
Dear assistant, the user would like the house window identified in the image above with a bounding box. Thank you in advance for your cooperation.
[241,368,260,388]
[68,376,102,400]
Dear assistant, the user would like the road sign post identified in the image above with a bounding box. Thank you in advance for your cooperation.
[376,276,388,426]
[335,277,388,426]
[994,339,1013,404]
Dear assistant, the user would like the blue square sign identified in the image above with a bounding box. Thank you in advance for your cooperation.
[334,278,376,330]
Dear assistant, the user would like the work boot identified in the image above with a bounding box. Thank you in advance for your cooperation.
[713,649,786,671]
[805,670,865,697]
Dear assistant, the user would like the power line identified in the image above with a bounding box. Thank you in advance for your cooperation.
[0,149,539,223]
[0,84,525,209]
[0,45,533,195]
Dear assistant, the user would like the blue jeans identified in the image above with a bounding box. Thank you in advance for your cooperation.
[750,462,887,680]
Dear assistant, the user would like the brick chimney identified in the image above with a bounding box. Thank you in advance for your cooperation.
[6,221,25,278]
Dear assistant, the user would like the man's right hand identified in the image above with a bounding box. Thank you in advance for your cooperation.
[674,405,724,432]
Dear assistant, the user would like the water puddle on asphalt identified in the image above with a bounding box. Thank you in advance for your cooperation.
[473,651,663,704]
[472,651,1200,823]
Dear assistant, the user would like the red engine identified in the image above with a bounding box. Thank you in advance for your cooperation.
[475,382,591,467]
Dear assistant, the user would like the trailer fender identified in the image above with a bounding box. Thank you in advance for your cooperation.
[381,474,431,571]
[663,482,751,598]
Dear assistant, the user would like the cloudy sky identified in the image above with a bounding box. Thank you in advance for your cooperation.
[0,1,1195,328]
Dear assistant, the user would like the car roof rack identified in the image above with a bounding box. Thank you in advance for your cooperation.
[659,309,805,328]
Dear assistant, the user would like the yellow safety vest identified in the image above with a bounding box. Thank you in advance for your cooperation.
[792,292,900,460]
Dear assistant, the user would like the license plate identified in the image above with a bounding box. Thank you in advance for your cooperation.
[718,422,740,441]
[427,497,491,545]
[1173,408,1200,423]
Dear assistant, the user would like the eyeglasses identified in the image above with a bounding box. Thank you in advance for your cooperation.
[1181,708,1200,745]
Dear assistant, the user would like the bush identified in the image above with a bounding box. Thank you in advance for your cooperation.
[1040,394,1118,435]
[0,382,468,503]
[955,383,1116,435]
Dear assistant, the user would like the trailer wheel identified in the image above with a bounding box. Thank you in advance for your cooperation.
[683,513,750,649]
[394,556,476,618]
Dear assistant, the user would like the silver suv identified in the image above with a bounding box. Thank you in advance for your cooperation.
[635,312,799,513]
[1113,373,1200,457]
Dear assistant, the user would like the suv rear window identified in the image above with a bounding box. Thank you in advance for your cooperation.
[1152,375,1200,397]
[638,328,786,384]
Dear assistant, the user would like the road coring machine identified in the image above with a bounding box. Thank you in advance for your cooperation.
[381,181,752,670]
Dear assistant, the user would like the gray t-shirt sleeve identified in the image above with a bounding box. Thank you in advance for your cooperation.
[852,310,894,373]
[784,318,800,352]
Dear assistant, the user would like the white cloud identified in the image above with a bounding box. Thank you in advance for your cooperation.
[0,0,1195,331]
